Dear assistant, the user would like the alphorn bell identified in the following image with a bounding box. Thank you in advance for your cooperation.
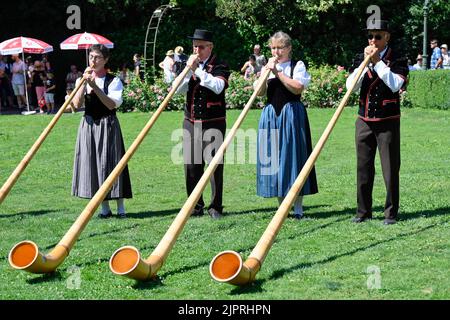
[209,55,372,286]
[109,68,272,281]
[8,63,194,274]
[0,78,86,205]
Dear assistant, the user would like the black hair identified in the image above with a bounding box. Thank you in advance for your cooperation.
[89,44,110,59]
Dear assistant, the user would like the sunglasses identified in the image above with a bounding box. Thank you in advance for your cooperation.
[367,34,383,40]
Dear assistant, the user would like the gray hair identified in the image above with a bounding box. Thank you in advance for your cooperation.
[268,31,292,49]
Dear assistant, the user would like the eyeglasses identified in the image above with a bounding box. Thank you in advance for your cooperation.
[89,55,104,61]
[367,34,383,40]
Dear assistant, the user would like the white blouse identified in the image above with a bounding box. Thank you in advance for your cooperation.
[269,60,311,88]
[75,76,123,108]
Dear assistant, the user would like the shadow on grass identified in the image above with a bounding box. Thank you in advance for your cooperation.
[26,270,64,285]
[225,205,328,217]
[399,206,450,221]
[268,222,442,281]
[132,276,164,290]
[0,209,59,219]
[40,224,141,251]
[229,279,266,295]
[125,208,180,219]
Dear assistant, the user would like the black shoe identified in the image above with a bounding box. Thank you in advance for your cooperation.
[352,216,371,223]
[383,218,397,225]
[208,208,223,219]
[117,212,127,219]
[98,211,113,219]
[191,205,204,217]
[293,214,304,220]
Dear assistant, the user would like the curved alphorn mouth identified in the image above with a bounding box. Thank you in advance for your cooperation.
[9,241,39,270]
[209,250,243,283]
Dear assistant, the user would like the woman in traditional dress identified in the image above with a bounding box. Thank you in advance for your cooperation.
[72,44,132,218]
[256,31,318,219]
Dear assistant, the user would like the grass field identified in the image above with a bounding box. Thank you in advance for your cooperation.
[0,107,449,300]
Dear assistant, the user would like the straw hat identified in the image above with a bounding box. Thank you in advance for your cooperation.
[166,50,174,56]
[175,46,184,54]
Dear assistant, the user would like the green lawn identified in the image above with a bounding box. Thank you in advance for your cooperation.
[0,107,449,300]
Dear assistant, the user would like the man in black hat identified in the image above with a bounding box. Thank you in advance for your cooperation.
[176,29,230,219]
[346,20,409,225]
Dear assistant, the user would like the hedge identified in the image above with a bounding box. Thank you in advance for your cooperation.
[118,67,450,113]
[404,69,450,110]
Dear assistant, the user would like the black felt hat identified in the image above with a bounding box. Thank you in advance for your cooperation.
[366,20,390,32]
[188,29,213,42]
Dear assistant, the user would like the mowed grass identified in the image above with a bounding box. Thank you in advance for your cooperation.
[0,107,449,300]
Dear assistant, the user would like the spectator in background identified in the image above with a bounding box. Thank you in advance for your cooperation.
[0,68,14,112]
[31,60,46,114]
[133,53,143,80]
[441,44,450,69]
[430,39,443,69]
[66,65,82,91]
[44,72,56,114]
[174,46,188,76]
[412,54,424,70]
[11,54,27,110]
[118,63,131,86]
[253,44,267,75]
[41,53,52,72]
[240,54,257,80]
[159,50,176,83]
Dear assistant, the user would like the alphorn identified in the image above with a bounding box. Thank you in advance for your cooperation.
[8,63,194,274]
[209,55,372,285]
[0,78,86,205]
[109,68,272,281]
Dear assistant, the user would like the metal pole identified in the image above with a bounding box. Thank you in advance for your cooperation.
[422,0,429,70]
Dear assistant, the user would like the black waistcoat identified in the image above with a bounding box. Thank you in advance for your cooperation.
[357,47,409,121]
[84,73,116,120]
[267,60,301,116]
[184,55,230,122]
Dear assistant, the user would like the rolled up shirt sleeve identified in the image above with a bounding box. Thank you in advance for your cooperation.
[373,60,405,93]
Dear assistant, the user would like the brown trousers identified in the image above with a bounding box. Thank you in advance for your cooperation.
[355,117,400,219]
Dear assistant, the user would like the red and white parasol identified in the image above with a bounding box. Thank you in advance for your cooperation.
[0,36,53,55]
[60,32,114,50]
[60,32,114,67]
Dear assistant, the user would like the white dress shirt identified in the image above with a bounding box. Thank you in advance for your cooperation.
[346,47,405,93]
[176,55,225,95]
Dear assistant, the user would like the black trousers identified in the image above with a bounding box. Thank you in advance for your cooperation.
[355,117,400,219]
[183,119,226,212]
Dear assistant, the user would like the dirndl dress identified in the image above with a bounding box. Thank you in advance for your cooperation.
[71,74,132,200]
[256,63,318,198]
